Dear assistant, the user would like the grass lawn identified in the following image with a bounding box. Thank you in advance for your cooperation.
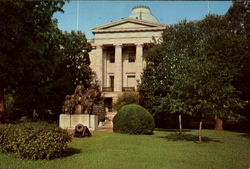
[0,129,249,169]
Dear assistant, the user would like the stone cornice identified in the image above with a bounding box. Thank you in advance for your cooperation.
[93,35,161,41]
[92,27,165,33]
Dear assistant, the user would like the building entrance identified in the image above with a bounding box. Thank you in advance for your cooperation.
[109,76,114,91]
[104,97,113,112]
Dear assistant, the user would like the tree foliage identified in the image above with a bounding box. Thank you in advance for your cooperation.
[0,1,93,121]
[0,1,64,90]
[171,15,246,120]
[226,0,250,121]
[44,31,93,119]
[139,21,200,125]
[0,1,65,121]
[139,3,248,129]
[114,92,140,111]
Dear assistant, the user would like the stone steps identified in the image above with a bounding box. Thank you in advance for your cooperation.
[103,120,113,127]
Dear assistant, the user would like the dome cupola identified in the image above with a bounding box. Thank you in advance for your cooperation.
[128,6,159,24]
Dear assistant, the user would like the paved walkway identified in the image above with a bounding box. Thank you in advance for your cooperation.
[96,126,113,132]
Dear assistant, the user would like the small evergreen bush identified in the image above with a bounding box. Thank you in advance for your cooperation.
[113,104,155,134]
[0,122,71,160]
[114,92,139,111]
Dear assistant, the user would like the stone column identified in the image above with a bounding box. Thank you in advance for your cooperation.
[114,44,123,91]
[103,48,107,88]
[96,45,103,91]
[136,44,143,84]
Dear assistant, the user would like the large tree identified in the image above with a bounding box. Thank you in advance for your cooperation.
[0,1,65,122]
[226,0,250,126]
[139,12,246,135]
[139,20,201,131]
[0,1,93,121]
[44,30,93,119]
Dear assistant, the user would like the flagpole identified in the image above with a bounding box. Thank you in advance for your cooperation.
[77,1,79,30]
[207,1,210,14]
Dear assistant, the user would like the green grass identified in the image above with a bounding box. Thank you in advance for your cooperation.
[0,129,249,169]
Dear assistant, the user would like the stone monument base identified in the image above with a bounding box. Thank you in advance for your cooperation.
[59,114,98,131]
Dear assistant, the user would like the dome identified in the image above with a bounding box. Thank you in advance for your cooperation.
[128,6,159,24]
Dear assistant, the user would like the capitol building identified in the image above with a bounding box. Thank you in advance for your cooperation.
[88,6,166,116]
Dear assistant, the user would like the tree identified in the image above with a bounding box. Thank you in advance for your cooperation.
[0,1,93,121]
[139,43,173,128]
[0,1,65,122]
[226,0,250,128]
[173,14,246,133]
[45,30,93,119]
[139,21,200,132]
[114,92,140,111]
[140,14,246,138]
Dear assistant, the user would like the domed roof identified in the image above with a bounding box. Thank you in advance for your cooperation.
[128,6,159,24]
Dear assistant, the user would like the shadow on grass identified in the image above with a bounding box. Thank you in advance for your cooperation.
[240,133,250,140]
[155,128,192,132]
[65,147,81,157]
[160,133,223,143]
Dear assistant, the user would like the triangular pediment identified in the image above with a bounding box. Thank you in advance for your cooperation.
[91,18,166,33]
[103,22,153,30]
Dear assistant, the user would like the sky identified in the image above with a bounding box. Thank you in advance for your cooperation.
[53,1,232,39]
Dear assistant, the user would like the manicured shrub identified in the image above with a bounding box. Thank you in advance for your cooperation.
[113,104,155,134]
[114,92,139,111]
[0,122,71,160]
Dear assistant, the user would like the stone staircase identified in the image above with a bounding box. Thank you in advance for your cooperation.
[97,120,113,132]
[97,111,117,132]
[106,111,117,121]
[102,120,113,128]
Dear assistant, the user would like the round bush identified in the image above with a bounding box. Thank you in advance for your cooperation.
[113,104,155,134]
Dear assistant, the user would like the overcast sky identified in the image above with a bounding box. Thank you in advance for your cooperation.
[53,1,232,39]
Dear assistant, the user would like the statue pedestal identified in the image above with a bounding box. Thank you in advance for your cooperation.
[74,105,83,114]
[59,114,98,131]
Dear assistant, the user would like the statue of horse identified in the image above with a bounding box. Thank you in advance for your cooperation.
[62,80,101,114]
[80,89,100,114]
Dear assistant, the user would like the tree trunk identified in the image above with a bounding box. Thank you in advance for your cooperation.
[198,120,203,143]
[0,87,5,123]
[179,114,182,134]
[214,115,223,130]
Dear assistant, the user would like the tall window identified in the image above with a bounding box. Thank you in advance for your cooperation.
[128,51,136,62]
[109,76,114,91]
[109,51,115,63]
[106,47,115,63]
[127,75,136,87]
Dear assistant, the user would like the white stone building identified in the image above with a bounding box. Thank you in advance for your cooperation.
[88,6,166,117]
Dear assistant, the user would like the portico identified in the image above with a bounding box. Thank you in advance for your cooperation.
[96,43,145,92]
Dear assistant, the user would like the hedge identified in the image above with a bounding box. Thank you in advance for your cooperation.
[0,122,71,160]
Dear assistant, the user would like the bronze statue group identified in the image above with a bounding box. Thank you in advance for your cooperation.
[62,81,100,114]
